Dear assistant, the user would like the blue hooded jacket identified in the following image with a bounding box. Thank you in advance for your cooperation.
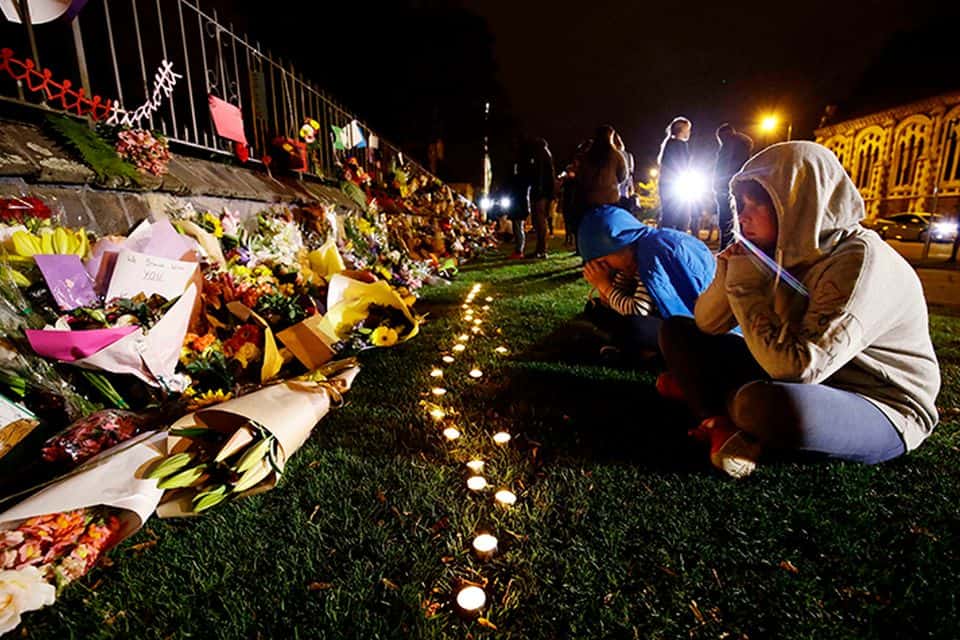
[578,205,715,317]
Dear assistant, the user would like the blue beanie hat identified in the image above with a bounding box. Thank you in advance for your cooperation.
[577,205,650,262]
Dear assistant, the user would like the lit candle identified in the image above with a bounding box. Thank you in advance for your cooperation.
[456,586,487,613]
[430,368,443,378]
[466,460,484,473]
[431,387,447,396]
[473,319,482,325]
[482,305,490,311]
[458,334,470,342]
[442,355,455,363]
[453,344,466,353]
[495,489,517,506]
[469,369,483,378]
[462,304,470,309]
[443,426,461,440]
[467,476,487,491]
[429,407,446,421]
[495,346,509,355]
[493,432,511,444]
[485,296,493,302]
[471,327,481,334]
[472,534,498,560]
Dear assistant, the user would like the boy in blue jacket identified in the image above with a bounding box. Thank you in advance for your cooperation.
[579,205,716,359]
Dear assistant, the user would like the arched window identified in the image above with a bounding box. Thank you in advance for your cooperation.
[824,135,853,174]
[890,116,931,194]
[853,128,884,191]
[940,107,960,187]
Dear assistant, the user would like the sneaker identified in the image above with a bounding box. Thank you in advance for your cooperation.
[508,252,525,260]
[655,372,685,401]
[689,416,761,479]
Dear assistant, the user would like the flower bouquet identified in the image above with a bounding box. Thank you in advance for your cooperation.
[0,196,53,232]
[115,128,172,176]
[40,409,157,466]
[154,359,360,517]
[25,283,198,390]
[0,430,167,634]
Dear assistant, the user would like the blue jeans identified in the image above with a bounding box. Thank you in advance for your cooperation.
[658,317,905,464]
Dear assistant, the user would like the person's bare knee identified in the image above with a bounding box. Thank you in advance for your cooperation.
[731,381,801,447]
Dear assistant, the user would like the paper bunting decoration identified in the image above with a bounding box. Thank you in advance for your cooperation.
[0,48,112,120]
[106,60,182,128]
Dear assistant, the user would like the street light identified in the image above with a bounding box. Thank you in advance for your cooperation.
[760,114,792,143]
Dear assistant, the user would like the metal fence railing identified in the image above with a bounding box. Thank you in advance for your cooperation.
[0,0,438,184]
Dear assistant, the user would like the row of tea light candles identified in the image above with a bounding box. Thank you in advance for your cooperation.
[430,282,516,615]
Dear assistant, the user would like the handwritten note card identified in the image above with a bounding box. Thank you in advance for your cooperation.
[104,250,197,302]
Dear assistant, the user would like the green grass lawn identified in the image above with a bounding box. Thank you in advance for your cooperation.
[20,241,960,639]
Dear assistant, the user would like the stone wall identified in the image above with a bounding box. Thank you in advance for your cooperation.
[0,117,366,234]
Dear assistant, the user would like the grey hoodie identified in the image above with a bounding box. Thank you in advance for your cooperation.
[694,141,940,450]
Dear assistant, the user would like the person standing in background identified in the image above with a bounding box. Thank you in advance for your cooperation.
[578,125,627,230]
[658,117,692,231]
[527,138,556,259]
[713,124,754,249]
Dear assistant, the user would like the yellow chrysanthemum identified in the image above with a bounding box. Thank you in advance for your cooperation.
[202,212,224,238]
[230,264,252,278]
[356,218,374,236]
[233,342,262,368]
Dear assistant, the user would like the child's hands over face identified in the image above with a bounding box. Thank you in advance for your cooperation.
[583,259,613,290]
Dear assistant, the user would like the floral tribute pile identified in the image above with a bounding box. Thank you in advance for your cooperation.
[0,184,489,634]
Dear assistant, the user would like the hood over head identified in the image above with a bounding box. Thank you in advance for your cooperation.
[577,205,652,262]
[731,141,864,269]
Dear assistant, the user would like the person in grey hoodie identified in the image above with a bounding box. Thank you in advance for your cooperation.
[657,141,940,478]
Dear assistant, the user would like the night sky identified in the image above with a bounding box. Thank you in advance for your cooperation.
[464,0,958,169]
[4,0,957,186]
[156,1,960,185]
